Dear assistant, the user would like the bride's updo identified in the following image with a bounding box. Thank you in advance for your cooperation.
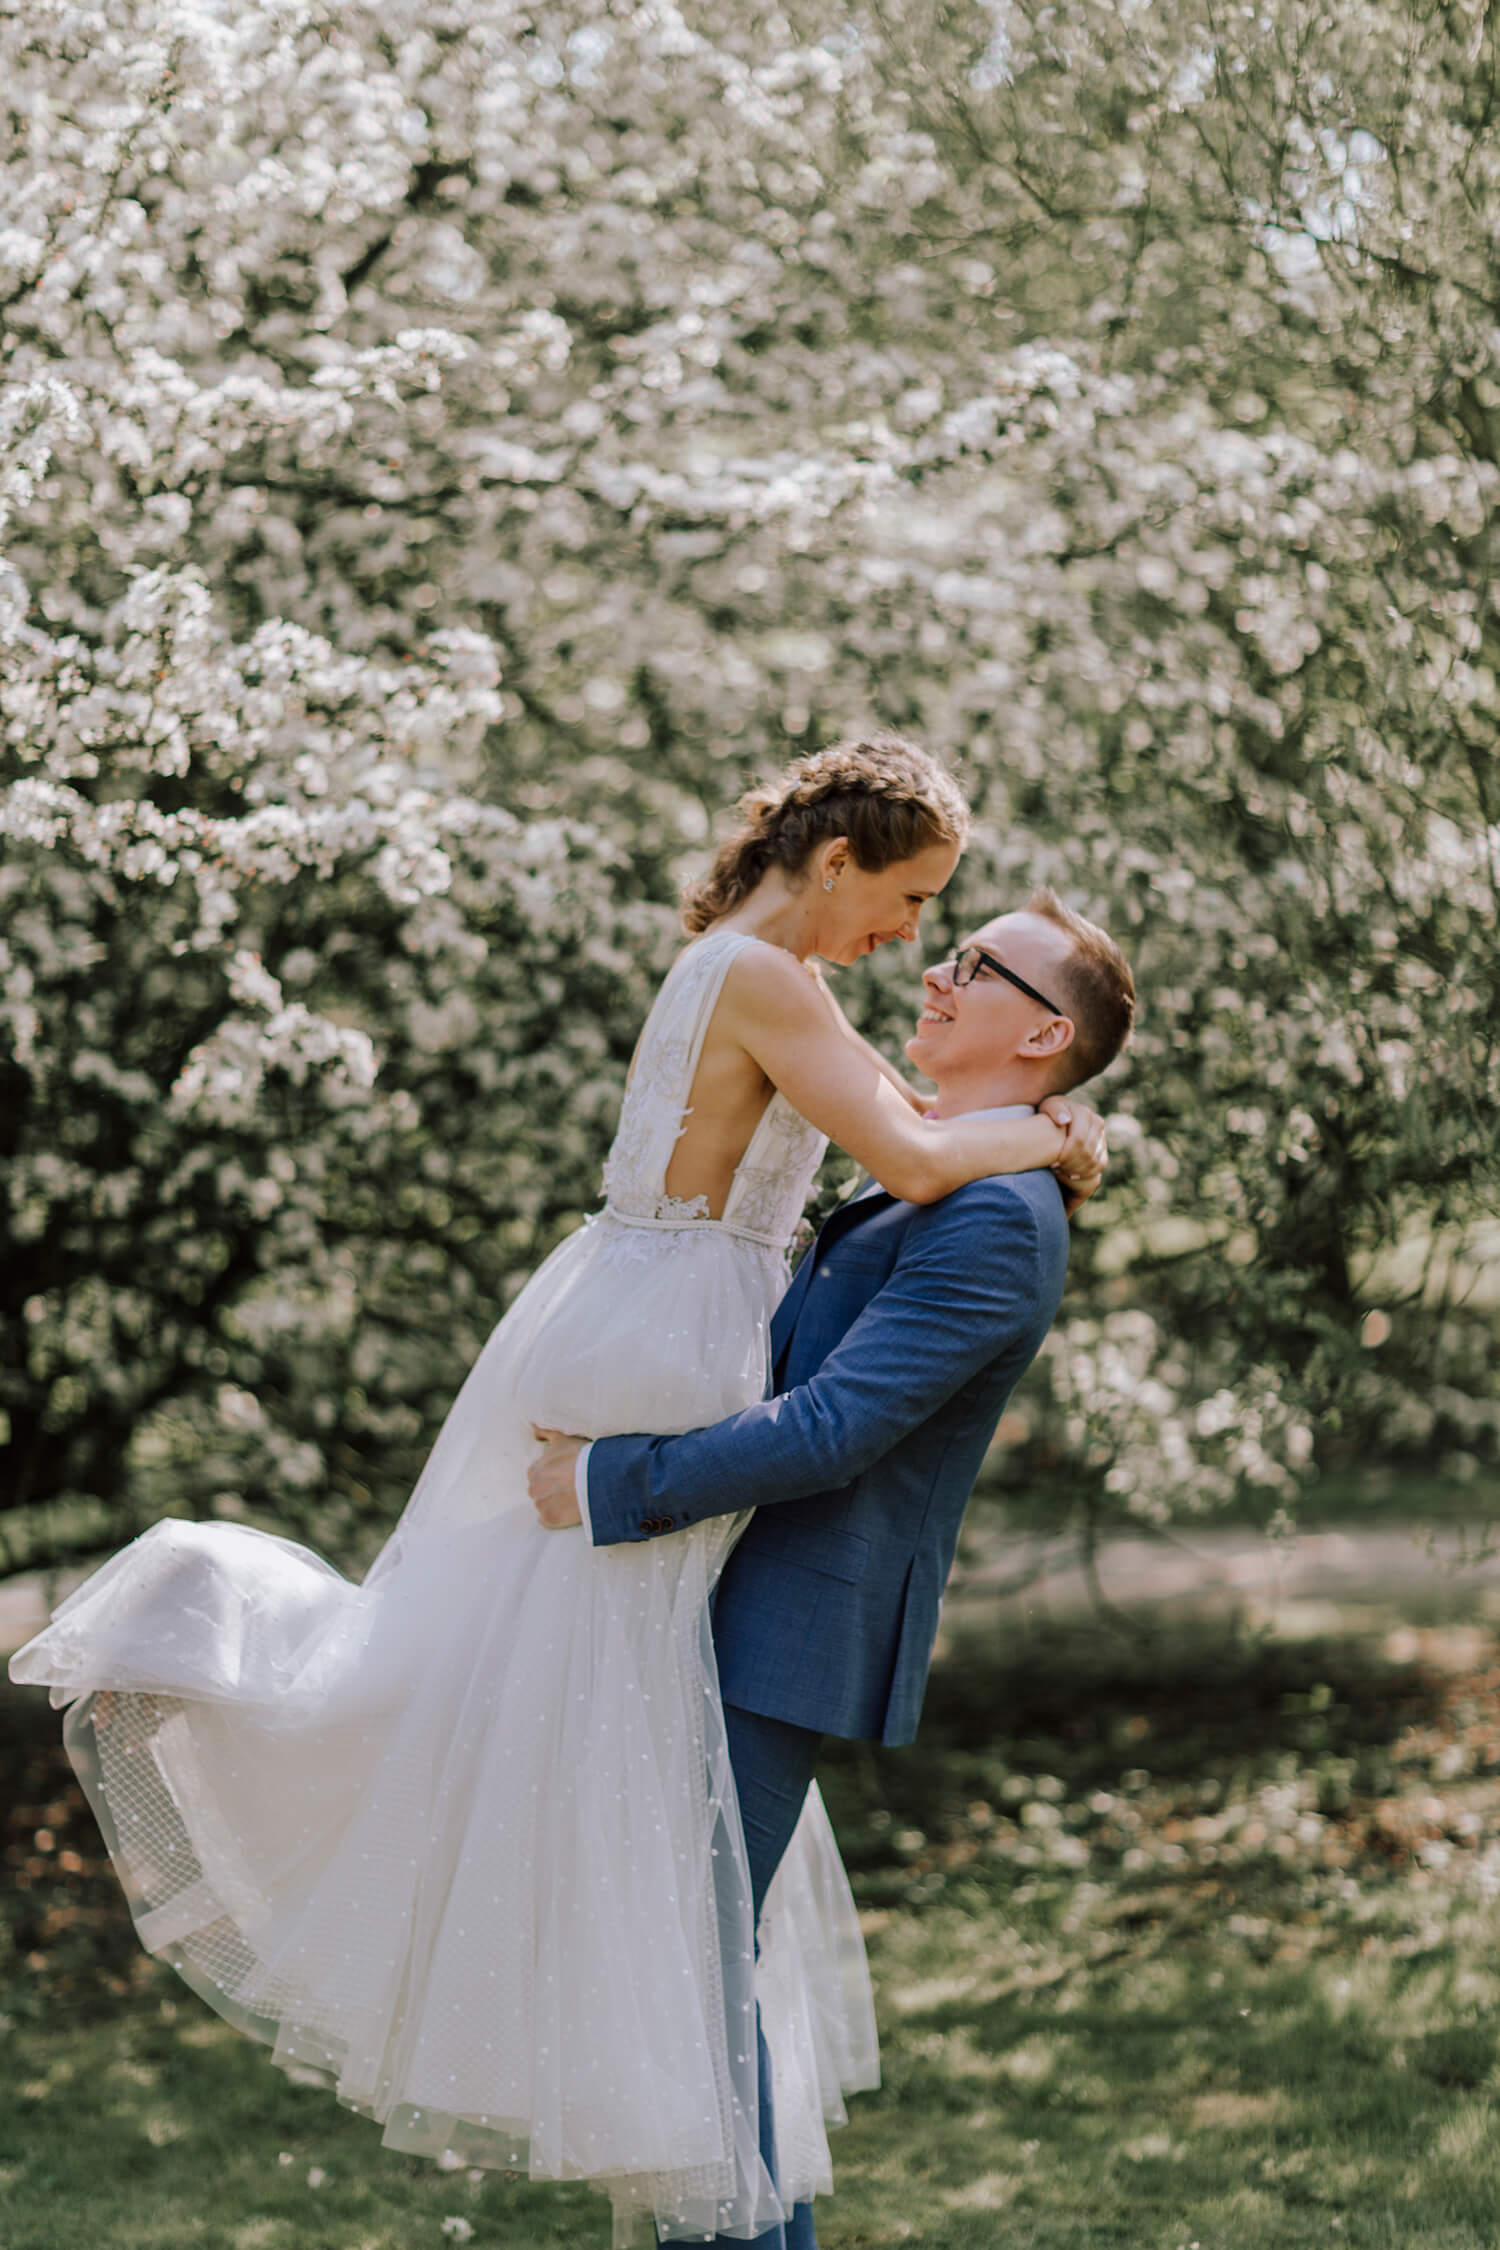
[682,732,970,934]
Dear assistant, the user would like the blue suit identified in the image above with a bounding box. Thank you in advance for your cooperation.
[586,1167,1071,1747]
[585,1165,1069,2249]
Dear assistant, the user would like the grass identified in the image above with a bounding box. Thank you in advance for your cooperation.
[976,1460,1500,1537]
[9,1885,1500,2249]
[10,1612,1500,2247]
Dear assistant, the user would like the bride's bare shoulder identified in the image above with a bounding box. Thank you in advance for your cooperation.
[715,934,824,993]
[715,937,829,1031]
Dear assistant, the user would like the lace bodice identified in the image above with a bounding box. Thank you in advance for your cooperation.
[600,930,827,1251]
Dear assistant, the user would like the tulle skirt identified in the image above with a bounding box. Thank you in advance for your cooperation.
[9,1210,879,2242]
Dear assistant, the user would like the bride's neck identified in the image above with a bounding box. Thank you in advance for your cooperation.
[708,872,819,960]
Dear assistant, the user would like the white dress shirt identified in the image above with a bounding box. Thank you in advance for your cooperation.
[573,1103,1040,1538]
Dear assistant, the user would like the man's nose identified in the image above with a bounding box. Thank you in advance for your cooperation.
[923,959,955,997]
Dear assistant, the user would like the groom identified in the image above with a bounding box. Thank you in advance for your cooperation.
[529,887,1135,2247]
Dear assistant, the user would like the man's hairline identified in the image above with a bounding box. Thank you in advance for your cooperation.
[958,907,1072,962]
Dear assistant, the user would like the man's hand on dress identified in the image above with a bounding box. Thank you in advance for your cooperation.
[1038,1095,1108,1218]
[529,1426,585,1528]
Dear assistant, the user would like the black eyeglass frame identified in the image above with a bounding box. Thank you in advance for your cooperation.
[951,943,1064,1018]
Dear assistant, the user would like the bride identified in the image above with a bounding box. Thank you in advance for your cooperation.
[9,733,1102,2245]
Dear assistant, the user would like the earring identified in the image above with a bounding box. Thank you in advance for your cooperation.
[823,876,836,892]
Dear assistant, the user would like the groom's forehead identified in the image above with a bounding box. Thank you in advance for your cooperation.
[961,910,1066,967]
[961,910,1024,951]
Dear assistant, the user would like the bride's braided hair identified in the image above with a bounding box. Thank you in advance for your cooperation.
[682,733,970,934]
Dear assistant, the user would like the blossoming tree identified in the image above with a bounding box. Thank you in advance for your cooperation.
[3,0,1496,1574]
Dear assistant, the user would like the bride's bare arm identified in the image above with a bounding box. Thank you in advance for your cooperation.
[806,962,931,1114]
[723,947,1072,1204]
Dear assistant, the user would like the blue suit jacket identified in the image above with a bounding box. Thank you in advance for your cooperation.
[585,1170,1070,1747]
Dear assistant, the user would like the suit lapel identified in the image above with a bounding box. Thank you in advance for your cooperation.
[770,1182,898,1376]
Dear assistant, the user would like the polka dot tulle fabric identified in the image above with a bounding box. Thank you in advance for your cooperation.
[11,930,878,2244]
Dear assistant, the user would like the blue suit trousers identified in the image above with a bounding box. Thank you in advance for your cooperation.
[663,1701,823,2249]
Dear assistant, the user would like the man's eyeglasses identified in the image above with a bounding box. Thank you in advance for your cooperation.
[951,944,1063,1018]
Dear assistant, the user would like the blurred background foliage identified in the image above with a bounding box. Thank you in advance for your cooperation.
[1,0,1497,1580]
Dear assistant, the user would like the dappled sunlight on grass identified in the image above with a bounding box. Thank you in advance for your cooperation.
[1436,2101,1493,2164]
[1187,2088,1290,2129]
[939,2166,1024,2210]
[826,1878,1500,2243]
[11,1621,1500,2244]
[990,2031,1061,2084]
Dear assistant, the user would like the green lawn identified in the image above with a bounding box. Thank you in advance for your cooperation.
[976,1461,1500,1536]
[8,1882,1500,2250]
[8,1615,1500,2248]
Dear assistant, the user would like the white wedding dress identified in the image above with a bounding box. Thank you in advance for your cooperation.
[9,928,879,2245]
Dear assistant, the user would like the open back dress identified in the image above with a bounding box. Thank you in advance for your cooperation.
[10,927,879,2246]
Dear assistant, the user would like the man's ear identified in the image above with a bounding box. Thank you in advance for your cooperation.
[1024,1014,1075,1061]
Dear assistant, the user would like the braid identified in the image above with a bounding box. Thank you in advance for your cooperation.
[681,732,970,935]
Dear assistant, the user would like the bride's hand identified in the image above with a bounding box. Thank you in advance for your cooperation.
[1039,1095,1107,1216]
[529,1426,586,1528]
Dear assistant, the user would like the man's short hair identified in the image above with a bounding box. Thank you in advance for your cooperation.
[1026,888,1135,1090]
